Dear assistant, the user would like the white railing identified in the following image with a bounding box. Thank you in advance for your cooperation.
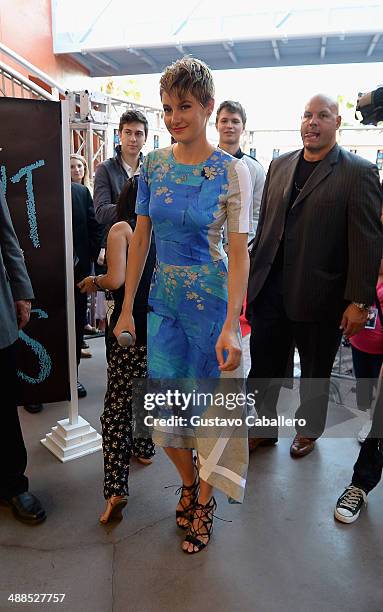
[0,60,55,101]
[0,42,66,98]
[109,93,163,116]
[108,93,166,135]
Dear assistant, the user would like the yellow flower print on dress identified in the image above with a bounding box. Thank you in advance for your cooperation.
[186,292,199,300]
[174,174,188,184]
[185,290,206,311]
[187,272,199,282]
[202,166,218,180]
[152,159,171,183]
[155,185,174,204]
[156,187,168,196]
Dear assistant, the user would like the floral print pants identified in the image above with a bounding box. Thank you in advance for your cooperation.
[101,341,155,499]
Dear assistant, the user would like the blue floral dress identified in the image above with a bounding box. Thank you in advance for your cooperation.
[136,145,252,501]
[137,146,251,377]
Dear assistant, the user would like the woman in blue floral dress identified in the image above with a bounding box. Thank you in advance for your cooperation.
[114,58,252,553]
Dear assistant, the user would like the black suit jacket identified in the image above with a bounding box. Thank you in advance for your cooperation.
[71,183,103,281]
[247,144,383,322]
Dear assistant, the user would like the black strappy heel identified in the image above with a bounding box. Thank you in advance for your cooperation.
[175,471,200,530]
[182,496,217,554]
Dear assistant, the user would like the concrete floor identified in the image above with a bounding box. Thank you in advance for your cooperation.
[0,337,382,612]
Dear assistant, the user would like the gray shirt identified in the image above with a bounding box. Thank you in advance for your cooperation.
[222,148,266,248]
[241,153,266,243]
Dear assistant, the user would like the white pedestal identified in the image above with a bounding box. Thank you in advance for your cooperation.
[41,415,102,462]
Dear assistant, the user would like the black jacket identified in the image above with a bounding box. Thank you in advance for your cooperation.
[247,145,383,322]
[71,183,102,281]
[93,146,143,226]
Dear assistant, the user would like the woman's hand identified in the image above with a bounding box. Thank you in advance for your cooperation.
[113,311,136,344]
[215,325,242,372]
[77,276,97,293]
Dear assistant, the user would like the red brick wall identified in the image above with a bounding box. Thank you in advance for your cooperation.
[0,0,89,88]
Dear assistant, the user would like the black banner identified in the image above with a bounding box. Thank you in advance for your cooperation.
[0,98,69,404]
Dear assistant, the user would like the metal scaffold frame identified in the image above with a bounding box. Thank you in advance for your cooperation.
[66,89,167,179]
[70,121,108,184]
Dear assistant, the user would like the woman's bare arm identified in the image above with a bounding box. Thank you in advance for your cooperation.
[77,222,131,292]
[113,215,152,340]
[216,232,249,371]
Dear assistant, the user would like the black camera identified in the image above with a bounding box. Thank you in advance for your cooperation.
[356,87,383,125]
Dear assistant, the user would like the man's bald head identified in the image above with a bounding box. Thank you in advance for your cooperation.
[306,94,339,114]
[301,94,341,161]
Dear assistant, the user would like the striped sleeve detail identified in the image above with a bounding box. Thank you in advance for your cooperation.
[226,158,252,233]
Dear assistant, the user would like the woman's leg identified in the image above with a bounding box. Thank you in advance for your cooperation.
[164,447,197,529]
[352,346,374,410]
[164,448,214,552]
[370,353,383,399]
[198,479,213,504]
[131,344,155,462]
[182,475,215,554]
[164,447,195,483]
[100,342,140,520]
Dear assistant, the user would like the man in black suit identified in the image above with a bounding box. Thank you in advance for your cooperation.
[247,94,382,457]
[71,182,102,397]
[0,187,46,523]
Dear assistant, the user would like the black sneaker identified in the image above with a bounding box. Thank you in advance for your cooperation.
[334,485,367,524]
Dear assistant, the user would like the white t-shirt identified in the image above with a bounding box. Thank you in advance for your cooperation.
[121,157,142,178]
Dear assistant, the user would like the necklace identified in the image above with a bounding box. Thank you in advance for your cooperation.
[294,181,303,192]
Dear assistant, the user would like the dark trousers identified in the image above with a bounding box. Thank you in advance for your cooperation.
[74,287,87,368]
[0,343,28,499]
[248,270,342,438]
[101,341,155,498]
[352,385,383,494]
[351,345,383,411]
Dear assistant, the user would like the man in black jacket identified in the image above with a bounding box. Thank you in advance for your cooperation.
[247,94,382,457]
[72,182,102,397]
[94,109,148,226]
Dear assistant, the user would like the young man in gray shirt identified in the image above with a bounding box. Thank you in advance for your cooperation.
[216,100,266,247]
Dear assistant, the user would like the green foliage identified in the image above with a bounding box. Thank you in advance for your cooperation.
[100,78,141,101]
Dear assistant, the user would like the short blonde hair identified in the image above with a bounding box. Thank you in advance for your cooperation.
[70,154,91,191]
[159,57,214,106]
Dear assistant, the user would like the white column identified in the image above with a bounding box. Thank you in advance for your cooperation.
[41,100,101,461]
